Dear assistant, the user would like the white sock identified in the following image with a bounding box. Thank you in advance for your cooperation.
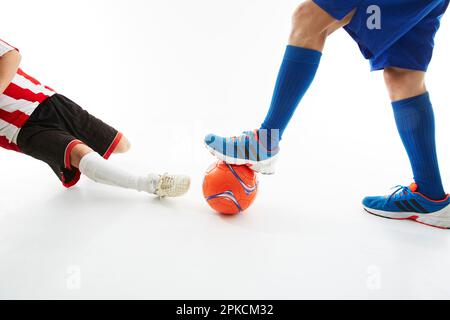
[79,152,159,194]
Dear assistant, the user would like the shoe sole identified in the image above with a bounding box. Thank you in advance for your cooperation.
[205,144,278,175]
[364,207,450,230]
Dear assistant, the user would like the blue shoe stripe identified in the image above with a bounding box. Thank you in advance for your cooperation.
[222,139,227,157]
[401,200,417,212]
[245,139,250,160]
[409,199,430,214]
[249,144,257,161]
[206,131,279,163]
[394,201,408,212]
[237,145,245,159]
[256,142,261,162]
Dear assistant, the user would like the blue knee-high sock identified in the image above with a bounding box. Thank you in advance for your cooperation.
[392,92,446,200]
[261,45,322,140]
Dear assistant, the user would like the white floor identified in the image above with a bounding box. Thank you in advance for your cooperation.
[1,0,450,300]
[1,143,450,300]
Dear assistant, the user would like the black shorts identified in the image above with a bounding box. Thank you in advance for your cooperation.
[17,94,123,187]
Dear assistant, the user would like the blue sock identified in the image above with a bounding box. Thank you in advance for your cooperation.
[392,92,446,200]
[261,45,322,140]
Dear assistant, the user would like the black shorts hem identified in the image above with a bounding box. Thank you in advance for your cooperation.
[17,94,121,188]
[103,132,123,160]
[61,139,84,188]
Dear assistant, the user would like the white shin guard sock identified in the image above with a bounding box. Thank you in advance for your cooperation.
[79,152,159,194]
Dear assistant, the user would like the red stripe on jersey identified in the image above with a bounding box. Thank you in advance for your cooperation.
[3,82,49,104]
[17,68,41,85]
[0,136,20,152]
[44,85,55,92]
[0,109,29,128]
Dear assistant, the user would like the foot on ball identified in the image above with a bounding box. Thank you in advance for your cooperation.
[204,129,280,175]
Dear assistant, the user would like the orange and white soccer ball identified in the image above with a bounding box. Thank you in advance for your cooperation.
[202,161,258,215]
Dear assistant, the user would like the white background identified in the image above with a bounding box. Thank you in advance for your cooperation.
[0,0,449,299]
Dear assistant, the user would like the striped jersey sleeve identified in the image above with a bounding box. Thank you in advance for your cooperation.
[0,38,55,152]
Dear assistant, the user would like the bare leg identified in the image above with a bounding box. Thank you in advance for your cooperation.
[70,134,131,168]
[384,67,426,101]
[70,144,93,168]
[113,135,131,154]
[289,1,356,51]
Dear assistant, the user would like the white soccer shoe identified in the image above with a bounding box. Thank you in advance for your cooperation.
[154,173,191,197]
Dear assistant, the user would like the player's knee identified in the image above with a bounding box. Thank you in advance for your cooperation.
[384,68,426,101]
[71,144,93,168]
[290,2,328,46]
[114,136,131,154]
[291,3,316,38]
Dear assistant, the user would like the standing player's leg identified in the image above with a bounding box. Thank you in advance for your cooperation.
[261,2,356,136]
[362,1,450,229]
[363,67,449,228]
[384,67,445,201]
[205,1,356,174]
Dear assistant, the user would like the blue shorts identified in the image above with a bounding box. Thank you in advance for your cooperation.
[313,0,449,71]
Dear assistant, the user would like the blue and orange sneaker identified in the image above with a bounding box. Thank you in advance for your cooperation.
[204,129,280,175]
[363,183,450,229]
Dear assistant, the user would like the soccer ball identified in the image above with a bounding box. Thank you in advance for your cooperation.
[202,161,258,215]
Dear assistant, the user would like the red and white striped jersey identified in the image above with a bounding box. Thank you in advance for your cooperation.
[0,39,55,152]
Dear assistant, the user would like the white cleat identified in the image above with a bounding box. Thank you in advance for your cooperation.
[154,174,191,197]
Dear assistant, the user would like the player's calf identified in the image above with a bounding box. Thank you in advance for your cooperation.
[384,68,427,101]
[71,144,94,168]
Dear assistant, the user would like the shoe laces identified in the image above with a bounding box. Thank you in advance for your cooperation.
[227,131,256,143]
[387,185,413,202]
[156,173,173,195]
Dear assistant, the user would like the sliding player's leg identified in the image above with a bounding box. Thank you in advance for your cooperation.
[112,135,131,154]
[48,94,190,197]
[17,93,190,197]
[205,0,356,174]
[70,144,190,197]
